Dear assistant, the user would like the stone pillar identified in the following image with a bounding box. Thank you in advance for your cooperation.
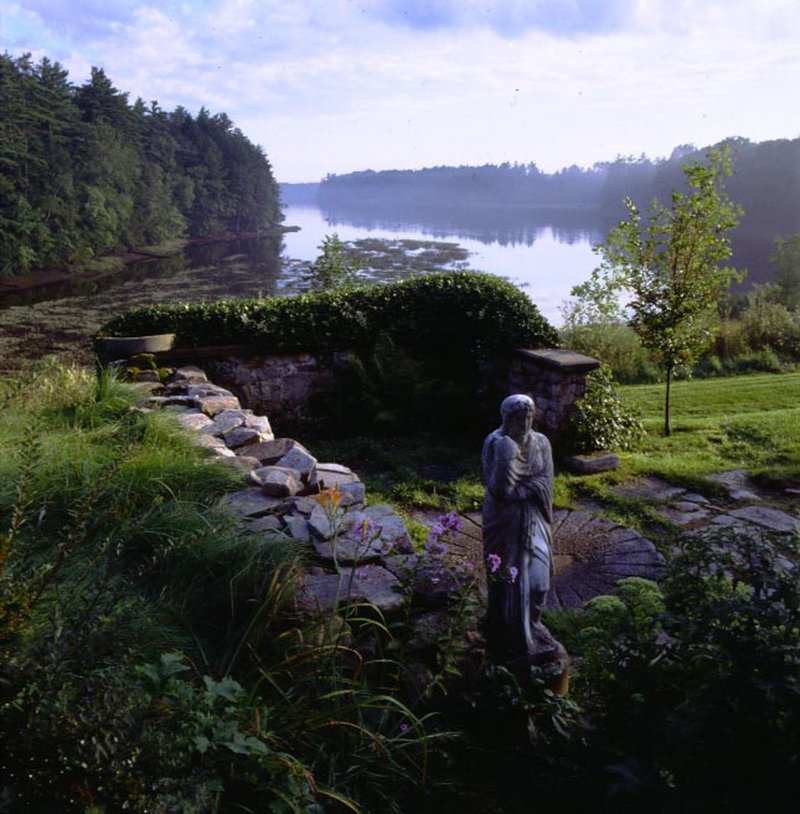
[506,348,600,444]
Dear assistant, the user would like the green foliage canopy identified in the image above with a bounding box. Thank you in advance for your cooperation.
[300,233,361,292]
[567,364,645,453]
[769,233,800,311]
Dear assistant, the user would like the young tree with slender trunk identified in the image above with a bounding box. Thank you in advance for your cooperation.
[575,146,743,436]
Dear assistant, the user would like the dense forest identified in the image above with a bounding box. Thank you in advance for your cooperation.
[0,52,281,276]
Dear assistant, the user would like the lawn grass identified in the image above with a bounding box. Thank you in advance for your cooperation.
[620,370,800,419]
[307,372,800,523]
[617,370,800,485]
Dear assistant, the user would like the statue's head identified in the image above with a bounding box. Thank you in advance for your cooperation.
[500,394,535,443]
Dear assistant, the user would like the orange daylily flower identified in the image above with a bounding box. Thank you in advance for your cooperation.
[311,485,345,509]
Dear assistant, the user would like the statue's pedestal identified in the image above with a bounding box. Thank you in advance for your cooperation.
[536,641,570,696]
[498,623,570,695]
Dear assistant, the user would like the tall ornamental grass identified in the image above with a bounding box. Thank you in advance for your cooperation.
[0,361,429,812]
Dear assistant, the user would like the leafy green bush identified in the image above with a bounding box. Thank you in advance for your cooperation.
[100,271,558,356]
[693,353,726,377]
[743,290,795,350]
[300,233,361,291]
[703,286,800,370]
[710,316,750,360]
[559,320,661,384]
[567,364,645,453]
[741,290,800,361]
[557,530,800,812]
[0,363,429,812]
[737,347,782,372]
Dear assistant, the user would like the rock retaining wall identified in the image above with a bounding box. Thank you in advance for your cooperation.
[201,350,351,425]
[134,365,474,635]
[157,345,600,444]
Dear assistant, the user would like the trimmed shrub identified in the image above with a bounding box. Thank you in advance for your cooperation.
[101,272,559,432]
[100,271,559,357]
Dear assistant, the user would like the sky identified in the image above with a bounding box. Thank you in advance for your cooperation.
[2,0,799,183]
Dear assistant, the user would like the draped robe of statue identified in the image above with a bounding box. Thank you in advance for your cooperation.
[482,421,555,670]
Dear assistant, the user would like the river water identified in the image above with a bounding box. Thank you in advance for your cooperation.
[0,202,604,367]
[281,204,602,324]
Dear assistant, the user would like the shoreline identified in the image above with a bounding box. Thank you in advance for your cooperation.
[0,225,300,298]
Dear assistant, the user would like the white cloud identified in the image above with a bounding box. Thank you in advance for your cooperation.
[3,0,800,180]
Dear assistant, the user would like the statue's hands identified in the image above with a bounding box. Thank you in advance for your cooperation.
[487,436,520,500]
[511,482,533,500]
[512,479,544,500]
[512,479,552,520]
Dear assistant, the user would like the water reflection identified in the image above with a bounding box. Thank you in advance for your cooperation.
[0,235,284,310]
[1,203,604,369]
[318,199,607,248]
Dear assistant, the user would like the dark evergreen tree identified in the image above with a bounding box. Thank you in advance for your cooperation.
[0,53,281,275]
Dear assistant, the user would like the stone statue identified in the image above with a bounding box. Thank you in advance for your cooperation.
[482,394,564,675]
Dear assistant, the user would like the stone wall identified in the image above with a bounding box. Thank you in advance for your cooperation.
[158,345,600,442]
[133,363,476,647]
[159,346,351,428]
[203,350,352,423]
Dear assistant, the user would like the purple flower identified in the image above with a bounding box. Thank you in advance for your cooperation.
[487,553,502,573]
[400,723,409,733]
[439,512,462,533]
[424,539,448,557]
[508,566,518,583]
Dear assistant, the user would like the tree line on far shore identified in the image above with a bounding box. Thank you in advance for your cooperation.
[0,52,281,276]
[315,138,800,230]
[309,137,800,284]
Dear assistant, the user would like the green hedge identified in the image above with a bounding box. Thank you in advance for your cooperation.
[100,272,559,356]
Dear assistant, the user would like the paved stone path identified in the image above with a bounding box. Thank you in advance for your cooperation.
[548,510,663,608]
[609,472,800,537]
[413,469,799,610]
[413,507,664,610]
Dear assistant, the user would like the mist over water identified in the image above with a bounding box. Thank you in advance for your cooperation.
[281,204,601,325]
